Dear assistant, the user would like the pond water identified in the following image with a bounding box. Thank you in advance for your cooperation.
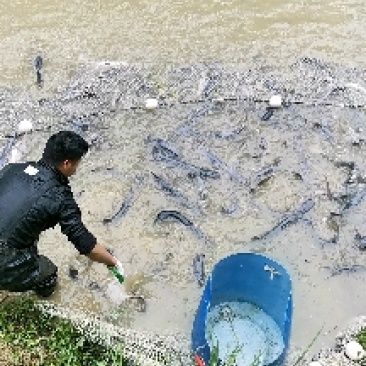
[1,0,366,360]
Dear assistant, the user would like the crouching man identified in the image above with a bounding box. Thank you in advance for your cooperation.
[0,130,123,297]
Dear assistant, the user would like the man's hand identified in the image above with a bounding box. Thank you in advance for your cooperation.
[105,248,124,275]
[111,258,125,276]
[87,242,118,267]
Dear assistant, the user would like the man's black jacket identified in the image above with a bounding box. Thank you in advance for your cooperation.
[0,160,96,254]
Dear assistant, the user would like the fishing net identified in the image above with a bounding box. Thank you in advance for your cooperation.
[2,57,366,366]
[44,58,366,366]
[35,300,193,366]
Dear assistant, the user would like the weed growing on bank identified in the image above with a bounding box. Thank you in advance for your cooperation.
[356,329,366,350]
[0,296,126,366]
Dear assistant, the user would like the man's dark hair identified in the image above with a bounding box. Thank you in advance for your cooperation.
[41,131,89,166]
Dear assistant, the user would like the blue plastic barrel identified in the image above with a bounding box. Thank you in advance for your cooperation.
[191,253,292,366]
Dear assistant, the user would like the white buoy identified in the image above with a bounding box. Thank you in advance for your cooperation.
[308,361,322,366]
[17,119,33,134]
[345,340,365,361]
[269,95,282,108]
[145,98,159,110]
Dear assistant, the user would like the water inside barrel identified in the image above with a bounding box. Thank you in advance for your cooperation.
[205,301,284,366]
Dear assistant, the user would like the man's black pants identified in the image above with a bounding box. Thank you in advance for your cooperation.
[32,254,58,297]
[0,242,58,298]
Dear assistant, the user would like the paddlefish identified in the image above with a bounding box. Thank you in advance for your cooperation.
[202,67,221,98]
[169,102,222,141]
[150,137,220,179]
[252,198,315,241]
[154,210,193,226]
[341,188,366,213]
[221,197,240,215]
[204,150,246,185]
[103,175,144,224]
[192,253,205,287]
[34,55,43,87]
[214,125,246,140]
[354,231,366,250]
[193,175,208,200]
[261,107,274,121]
[149,137,181,166]
[250,165,274,192]
[324,264,366,277]
[187,167,220,180]
[313,120,333,141]
[151,172,195,209]
[154,210,215,247]
[250,160,280,192]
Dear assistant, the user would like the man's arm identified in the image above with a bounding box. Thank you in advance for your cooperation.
[59,190,118,267]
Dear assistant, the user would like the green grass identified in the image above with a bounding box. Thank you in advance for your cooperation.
[356,329,366,350]
[0,296,290,366]
[0,296,127,366]
[207,340,259,366]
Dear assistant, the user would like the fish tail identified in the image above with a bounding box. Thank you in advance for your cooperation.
[36,71,42,86]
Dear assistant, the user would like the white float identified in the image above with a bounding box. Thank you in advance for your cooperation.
[17,119,33,134]
[145,98,159,110]
[308,361,322,366]
[269,95,282,108]
[345,340,365,361]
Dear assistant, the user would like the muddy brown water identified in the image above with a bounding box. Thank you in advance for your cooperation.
[0,0,365,89]
[1,0,366,361]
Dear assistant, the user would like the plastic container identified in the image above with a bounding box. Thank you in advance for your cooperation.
[192,253,292,366]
